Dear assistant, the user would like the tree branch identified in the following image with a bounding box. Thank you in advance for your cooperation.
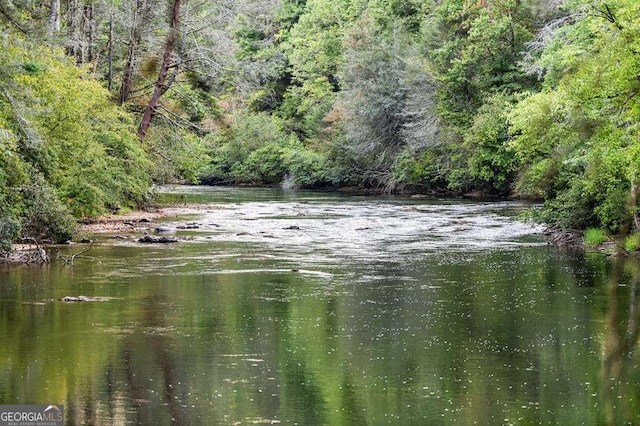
[57,240,100,266]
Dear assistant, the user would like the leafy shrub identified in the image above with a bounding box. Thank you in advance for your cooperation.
[146,129,206,184]
[1,35,153,225]
[201,112,289,183]
[624,234,640,253]
[513,158,559,200]
[464,93,518,195]
[0,217,20,252]
[390,149,448,191]
[201,112,338,188]
[21,175,76,243]
[584,228,608,247]
[537,178,595,230]
[235,142,288,184]
[282,145,332,187]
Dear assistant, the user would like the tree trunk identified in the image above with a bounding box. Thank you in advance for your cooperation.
[118,41,137,105]
[67,0,82,62]
[118,0,145,105]
[138,0,182,139]
[84,3,95,62]
[108,14,114,92]
[48,0,60,37]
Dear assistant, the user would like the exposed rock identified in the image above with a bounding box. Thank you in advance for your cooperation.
[154,226,173,233]
[283,225,301,230]
[545,226,583,248]
[138,235,178,244]
[61,296,90,302]
[60,296,109,302]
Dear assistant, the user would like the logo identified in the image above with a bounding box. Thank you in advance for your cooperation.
[0,405,64,426]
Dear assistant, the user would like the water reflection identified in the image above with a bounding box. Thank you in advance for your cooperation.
[0,187,639,424]
[601,257,640,425]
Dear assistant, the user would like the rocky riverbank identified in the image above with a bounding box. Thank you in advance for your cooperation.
[77,203,225,235]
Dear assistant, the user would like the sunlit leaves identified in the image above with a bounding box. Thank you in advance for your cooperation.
[510,0,640,231]
[0,34,151,242]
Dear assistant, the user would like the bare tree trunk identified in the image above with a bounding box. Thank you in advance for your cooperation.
[84,2,95,62]
[48,0,60,37]
[138,0,182,139]
[67,0,82,62]
[64,0,96,64]
[118,0,145,105]
[108,14,114,92]
[118,42,137,104]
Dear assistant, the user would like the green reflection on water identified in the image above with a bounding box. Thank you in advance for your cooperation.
[0,190,639,425]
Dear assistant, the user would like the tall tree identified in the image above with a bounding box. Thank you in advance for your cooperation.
[510,0,640,231]
[48,0,61,37]
[118,0,157,105]
[138,0,182,139]
[337,14,439,189]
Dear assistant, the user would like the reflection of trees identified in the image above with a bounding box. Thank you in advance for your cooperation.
[121,294,186,425]
[601,257,640,425]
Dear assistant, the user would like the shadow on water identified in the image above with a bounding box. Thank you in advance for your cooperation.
[1,187,640,424]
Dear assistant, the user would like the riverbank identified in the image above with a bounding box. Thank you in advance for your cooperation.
[2,204,207,264]
[77,209,172,235]
[78,203,227,235]
[2,242,49,264]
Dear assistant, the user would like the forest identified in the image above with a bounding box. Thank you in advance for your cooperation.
[0,0,639,249]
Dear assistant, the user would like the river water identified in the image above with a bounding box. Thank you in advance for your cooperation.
[1,186,639,425]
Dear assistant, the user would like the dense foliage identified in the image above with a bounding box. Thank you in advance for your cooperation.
[1,0,639,249]
[0,35,150,243]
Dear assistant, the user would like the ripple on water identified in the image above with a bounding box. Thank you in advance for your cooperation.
[97,195,544,283]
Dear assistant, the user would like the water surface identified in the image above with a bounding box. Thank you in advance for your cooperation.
[1,186,639,425]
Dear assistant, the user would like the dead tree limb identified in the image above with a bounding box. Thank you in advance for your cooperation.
[18,237,50,264]
[57,240,100,266]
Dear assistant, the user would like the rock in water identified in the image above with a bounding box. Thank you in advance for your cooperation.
[61,296,89,302]
[61,295,110,302]
[138,235,178,243]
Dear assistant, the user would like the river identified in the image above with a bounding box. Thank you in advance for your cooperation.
[1,186,639,425]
